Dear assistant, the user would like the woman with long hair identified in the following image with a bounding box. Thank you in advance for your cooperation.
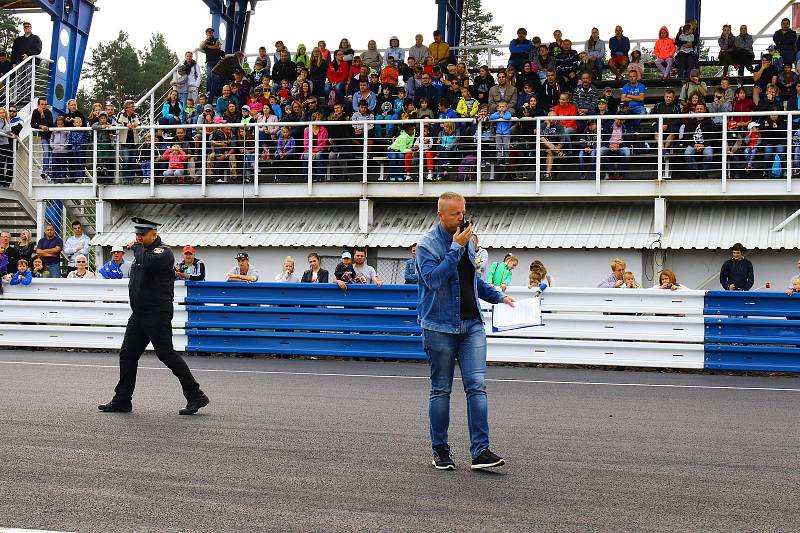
[0,106,13,186]
[309,47,329,98]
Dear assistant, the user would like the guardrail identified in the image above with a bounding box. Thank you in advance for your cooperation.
[24,109,800,199]
[2,280,800,371]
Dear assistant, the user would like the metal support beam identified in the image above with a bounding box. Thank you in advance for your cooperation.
[202,0,256,54]
[35,0,95,114]
[436,0,464,48]
[685,0,701,35]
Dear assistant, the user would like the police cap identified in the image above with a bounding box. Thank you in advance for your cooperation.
[131,217,160,234]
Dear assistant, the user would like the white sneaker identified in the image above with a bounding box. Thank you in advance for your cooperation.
[215,178,228,183]
[142,178,150,184]
[427,171,433,180]
[404,174,412,181]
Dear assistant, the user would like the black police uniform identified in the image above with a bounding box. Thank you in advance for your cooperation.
[101,218,207,414]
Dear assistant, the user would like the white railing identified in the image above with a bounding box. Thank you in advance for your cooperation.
[0,55,52,123]
[24,108,800,199]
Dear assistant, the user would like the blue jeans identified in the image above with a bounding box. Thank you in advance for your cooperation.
[763,144,786,175]
[121,144,136,183]
[40,136,51,175]
[683,145,714,172]
[423,319,490,459]
[578,148,596,176]
[601,146,631,174]
[387,150,405,179]
[45,262,61,278]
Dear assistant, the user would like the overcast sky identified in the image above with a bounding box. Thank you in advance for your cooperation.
[18,0,794,60]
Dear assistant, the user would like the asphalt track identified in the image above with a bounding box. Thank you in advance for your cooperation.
[0,349,799,532]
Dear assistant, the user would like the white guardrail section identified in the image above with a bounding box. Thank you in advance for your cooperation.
[483,287,706,368]
[0,281,706,368]
[0,279,188,351]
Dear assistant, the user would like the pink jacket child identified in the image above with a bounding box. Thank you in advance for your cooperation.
[162,144,189,179]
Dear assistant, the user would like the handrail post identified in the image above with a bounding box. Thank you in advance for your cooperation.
[787,112,793,192]
[253,124,259,196]
[307,122,314,195]
[656,116,663,182]
[721,117,728,193]
[476,120,482,194]
[114,129,120,183]
[362,123,368,184]
[200,125,207,196]
[149,125,155,196]
[149,92,155,126]
[535,117,541,194]
[27,132,33,197]
[28,56,35,106]
[418,119,424,194]
[595,116,602,193]
[92,129,97,195]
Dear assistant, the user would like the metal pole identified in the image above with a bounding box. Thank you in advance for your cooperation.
[92,129,97,194]
[418,120,424,194]
[200,125,207,196]
[27,133,33,197]
[362,124,368,184]
[307,123,314,195]
[656,116,664,181]
[114,129,120,183]
[595,116,602,193]
[476,120,482,194]
[28,57,35,106]
[786,112,793,192]
[721,118,727,193]
[253,124,259,196]
[149,126,155,196]
[12,137,17,188]
[149,92,155,126]
[535,117,541,194]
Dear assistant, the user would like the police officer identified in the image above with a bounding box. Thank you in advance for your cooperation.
[99,217,209,415]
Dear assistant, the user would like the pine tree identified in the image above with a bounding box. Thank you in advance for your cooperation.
[458,0,504,69]
[0,11,22,55]
[83,31,143,108]
[140,33,179,103]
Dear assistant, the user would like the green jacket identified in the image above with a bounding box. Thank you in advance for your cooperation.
[389,130,414,153]
[487,261,513,287]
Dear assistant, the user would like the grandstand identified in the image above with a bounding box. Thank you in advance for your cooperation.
[1,1,800,289]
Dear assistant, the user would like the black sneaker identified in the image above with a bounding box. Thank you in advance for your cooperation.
[179,393,209,415]
[471,448,505,470]
[98,401,132,413]
[431,446,456,470]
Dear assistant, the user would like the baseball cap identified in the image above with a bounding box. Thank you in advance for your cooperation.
[598,98,608,105]
[341,251,352,259]
[111,245,125,253]
[689,69,700,77]
[203,104,213,112]
[747,121,760,130]
[241,104,250,111]
[235,252,249,260]
[205,27,214,33]
[183,245,196,254]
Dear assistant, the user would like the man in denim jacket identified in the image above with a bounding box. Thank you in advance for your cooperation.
[416,192,515,471]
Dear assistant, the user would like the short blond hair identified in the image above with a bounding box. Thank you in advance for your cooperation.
[437,191,465,211]
[611,258,626,270]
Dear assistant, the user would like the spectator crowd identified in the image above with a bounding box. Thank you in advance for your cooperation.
[13,18,800,187]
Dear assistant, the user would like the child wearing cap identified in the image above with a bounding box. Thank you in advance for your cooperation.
[742,122,761,171]
[334,251,356,289]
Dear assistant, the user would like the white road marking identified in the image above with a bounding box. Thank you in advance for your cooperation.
[0,529,75,533]
[1,359,799,393]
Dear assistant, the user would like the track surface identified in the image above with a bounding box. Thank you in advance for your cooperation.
[0,350,798,532]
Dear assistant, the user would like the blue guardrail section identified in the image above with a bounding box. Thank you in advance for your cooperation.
[185,282,425,359]
[704,291,800,372]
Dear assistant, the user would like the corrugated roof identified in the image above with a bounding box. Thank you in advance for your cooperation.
[92,202,659,249]
[664,203,800,250]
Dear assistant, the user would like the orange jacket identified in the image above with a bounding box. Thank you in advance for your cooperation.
[654,26,676,60]
[380,65,399,86]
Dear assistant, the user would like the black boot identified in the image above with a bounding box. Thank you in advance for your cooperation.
[179,393,210,415]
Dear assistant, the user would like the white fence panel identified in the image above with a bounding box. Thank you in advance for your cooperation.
[487,338,705,369]
[0,325,187,351]
[1,279,187,302]
[486,314,704,343]
[0,300,187,327]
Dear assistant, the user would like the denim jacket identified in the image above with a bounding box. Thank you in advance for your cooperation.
[416,223,505,333]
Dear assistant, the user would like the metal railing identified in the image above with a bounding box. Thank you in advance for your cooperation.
[25,109,800,198]
[0,55,52,119]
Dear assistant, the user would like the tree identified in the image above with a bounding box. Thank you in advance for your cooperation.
[140,33,179,103]
[0,11,22,55]
[458,0,504,69]
[82,31,143,110]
